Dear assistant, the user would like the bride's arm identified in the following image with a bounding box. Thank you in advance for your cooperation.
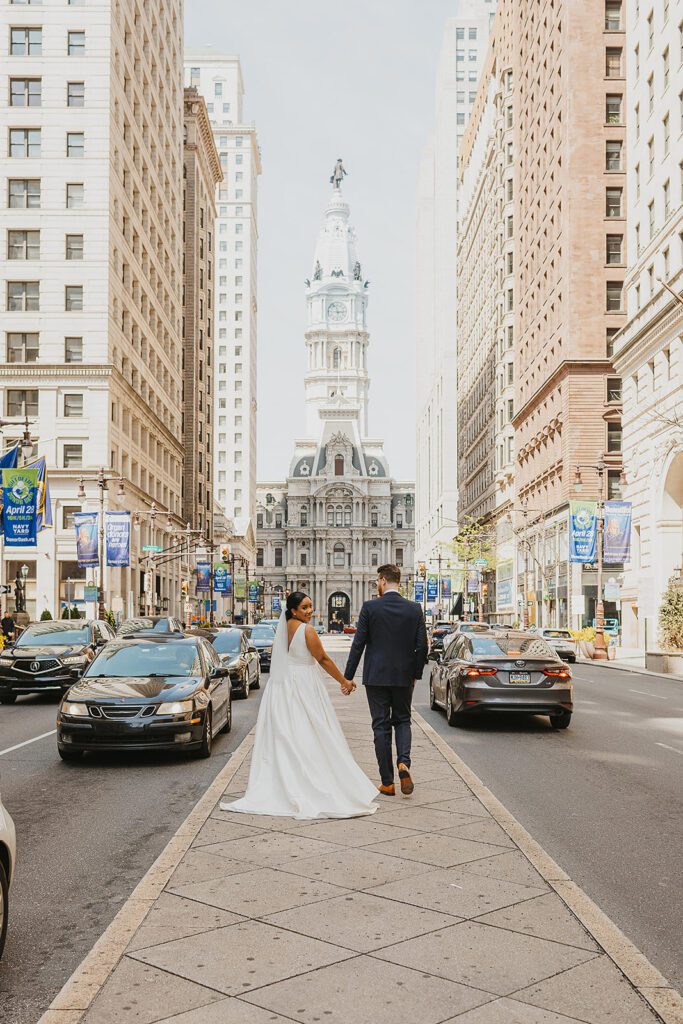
[304,625,356,695]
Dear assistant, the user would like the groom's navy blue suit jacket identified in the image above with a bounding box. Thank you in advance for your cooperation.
[344,591,428,687]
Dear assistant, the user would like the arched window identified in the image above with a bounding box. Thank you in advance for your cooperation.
[327,505,334,526]
[335,505,343,526]
[333,347,341,369]
[344,504,352,526]
[333,542,345,567]
[335,455,344,476]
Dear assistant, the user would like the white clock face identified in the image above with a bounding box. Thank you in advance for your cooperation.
[327,301,347,322]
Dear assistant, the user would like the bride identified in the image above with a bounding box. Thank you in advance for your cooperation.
[221,591,378,819]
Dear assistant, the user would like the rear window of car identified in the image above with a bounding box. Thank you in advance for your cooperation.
[468,634,556,659]
[211,631,242,654]
[251,626,275,640]
[543,630,572,639]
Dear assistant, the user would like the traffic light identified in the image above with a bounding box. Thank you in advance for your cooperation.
[221,547,230,564]
[181,580,189,597]
[418,562,426,577]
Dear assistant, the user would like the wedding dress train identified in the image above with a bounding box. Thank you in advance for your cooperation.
[221,618,378,820]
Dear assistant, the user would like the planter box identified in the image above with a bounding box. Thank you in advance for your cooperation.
[645,652,683,676]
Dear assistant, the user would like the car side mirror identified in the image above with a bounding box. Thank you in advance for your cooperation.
[210,666,229,680]
[69,666,82,679]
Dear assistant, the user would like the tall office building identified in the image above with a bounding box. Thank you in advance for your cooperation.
[613,0,683,648]
[184,54,261,543]
[1,0,185,618]
[415,1,497,591]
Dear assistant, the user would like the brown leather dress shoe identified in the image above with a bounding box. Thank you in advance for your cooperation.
[397,763,414,795]
[378,783,395,796]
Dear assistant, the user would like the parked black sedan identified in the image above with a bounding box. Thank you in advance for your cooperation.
[56,636,231,761]
[202,627,260,698]
[429,629,573,729]
[0,620,116,704]
[248,624,276,670]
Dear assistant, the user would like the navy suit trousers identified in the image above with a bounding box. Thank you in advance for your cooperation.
[365,684,413,786]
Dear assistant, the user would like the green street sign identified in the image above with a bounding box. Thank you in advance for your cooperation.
[142,545,162,552]
[474,558,488,567]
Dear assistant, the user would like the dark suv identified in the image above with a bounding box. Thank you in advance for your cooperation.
[0,620,115,704]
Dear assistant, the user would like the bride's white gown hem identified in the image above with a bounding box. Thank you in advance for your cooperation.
[220,620,378,820]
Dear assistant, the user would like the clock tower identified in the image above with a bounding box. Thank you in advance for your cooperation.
[303,183,370,437]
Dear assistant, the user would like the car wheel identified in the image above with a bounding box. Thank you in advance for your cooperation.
[220,697,232,734]
[195,708,213,758]
[550,710,572,730]
[239,673,249,700]
[446,685,461,727]
[429,673,438,711]
[0,694,17,705]
[252,663,261,690]
[58,745,83,762]
[0,857,8,962]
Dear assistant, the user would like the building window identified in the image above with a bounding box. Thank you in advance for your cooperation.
[605,94,622,123]
[648,200,655,236]
[65,286,83,311]
[63,444,83,468]
[66,183,84,208]
[647,136,654,176]
[275,512,282,528]
[605,140,622,170]
[606,187,622,217]
[647,11,654,49]
[10,27,41,55]
[67,81,85,107]
[606,281,623,311]
[607,470,623,500]
[6,389,38,417]
[256,547,264,567]
[66,132,84,158]
[274,547,283,567]
[9,128,40,158]
[300,552,307,567]
[7,281,39,311]
[396,513,403,528]
[333,543,345,567]
[65,336,83,363]
[256,513,264,529]
[62,506,80,531]
[395,547,404,567]
[605,48,622,77]
[371,511,378,527]
[8,179,40,209]
[663,113,670,155]
[606,327,619,357]
[663,46,670,88]
[6,332,38,363]
[334,455,344,476]
[605,1,621,29]
[607,422,622,453]
[606,234,623,264]
[65,234,84,260]
[300,510,308,526]
[63,393,83,417]
[10,78,41,107]
[664,178,671,218]
[607,377,622,403]
[67,31,85,56]
[7,230,39,260]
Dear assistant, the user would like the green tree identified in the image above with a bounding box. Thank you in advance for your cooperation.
[659,575,683,650]
[39,609,52,620]
[450,516,497,571]
[103,609,116,630]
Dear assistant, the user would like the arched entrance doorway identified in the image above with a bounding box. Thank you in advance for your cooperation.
[657,450,683,595]
[328,591,350,630]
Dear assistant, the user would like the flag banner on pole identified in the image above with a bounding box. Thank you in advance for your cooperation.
[248,580,259,603]
[74,511,99,566]
[272,595,281,612]
[213,565,230,593]
[25,456,53,531]
[235,576,246,600]
[441,577,452,599]
[427,575,438,601]
[569,500,598,563]
[414,580,424,602]
[603,501,632,563]
[2,467,38,546]
[467,570,480,594]
[0,445,19,525]
[105,511,130,566]
[196,562,211,592]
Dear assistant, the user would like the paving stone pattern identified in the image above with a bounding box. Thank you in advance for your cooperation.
[82,694,661,1024]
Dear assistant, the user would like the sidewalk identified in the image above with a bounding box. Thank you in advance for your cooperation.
[577,657,683,682]
[41,694,682,1024]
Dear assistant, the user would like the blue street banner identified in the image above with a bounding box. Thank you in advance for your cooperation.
[272,595,281,613]
[248,580,260,603]
[196,562,211,592]
[74,511,99,566]
[26,456,53,531]
[414,580,424,602]
[569,500,598,563]
[603,500,632,563]
[427,574,438,601]
[213,564,230,593]
[0,445,18,471]
[467,570,480,594]
[105,511,130,567]
[2,467,38,547]
[441,577,452,600]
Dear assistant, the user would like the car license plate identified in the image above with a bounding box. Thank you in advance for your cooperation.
[509,671,530,684]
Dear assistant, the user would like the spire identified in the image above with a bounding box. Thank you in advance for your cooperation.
[310,178,363,283]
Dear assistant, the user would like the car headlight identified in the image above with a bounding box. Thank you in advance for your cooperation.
[62,655,88,665]
[0,656,14,666]
[62,701,89,717]
[156,699,193,715]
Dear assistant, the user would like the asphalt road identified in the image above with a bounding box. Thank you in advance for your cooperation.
[0,679,264,1024]
[413,661,683,993]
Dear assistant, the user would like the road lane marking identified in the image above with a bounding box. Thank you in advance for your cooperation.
[656,742,683,756]
[629,689,667,699]
[0,729,57,757]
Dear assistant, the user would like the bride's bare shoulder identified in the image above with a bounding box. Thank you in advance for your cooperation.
[303,623,323,651]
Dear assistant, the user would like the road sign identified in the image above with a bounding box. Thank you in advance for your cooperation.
[84,585,98,602]
[604,577,621,601]
[571,594,585,615]
[474,558,488,568]
[142,545,162,552]
[0,584,10,595]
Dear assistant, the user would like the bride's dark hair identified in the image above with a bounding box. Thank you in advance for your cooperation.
[285,591,308,621]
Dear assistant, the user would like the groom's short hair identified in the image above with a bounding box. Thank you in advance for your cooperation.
[378,563,401,585]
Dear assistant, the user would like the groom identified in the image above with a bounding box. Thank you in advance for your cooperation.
[344,565,428,796]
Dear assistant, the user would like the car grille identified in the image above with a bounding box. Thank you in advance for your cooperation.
[14,658,60,673]
[99,705,146,719]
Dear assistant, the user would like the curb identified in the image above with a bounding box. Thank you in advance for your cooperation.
[413,710,683,1024]
[37,732,255,1024]
[576,659,683,683]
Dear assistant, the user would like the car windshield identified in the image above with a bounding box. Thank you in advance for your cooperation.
[459,624,490,633]
[16,623,90,647]
[118,618,172,635]
[468,634,556,659]
[251,627,275,641]
[543,630,572,639]
[210,631,242,655]
[84,641,201,678]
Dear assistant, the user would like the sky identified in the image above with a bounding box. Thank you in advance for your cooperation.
[185,0,462,481]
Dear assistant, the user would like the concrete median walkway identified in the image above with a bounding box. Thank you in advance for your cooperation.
[41,689,682,1024]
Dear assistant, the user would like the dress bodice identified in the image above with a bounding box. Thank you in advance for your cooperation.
[288,624,315,666]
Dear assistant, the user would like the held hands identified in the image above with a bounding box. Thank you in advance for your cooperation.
[340,679,356,696]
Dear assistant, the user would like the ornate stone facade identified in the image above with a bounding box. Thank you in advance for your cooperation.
[256,181,415,626]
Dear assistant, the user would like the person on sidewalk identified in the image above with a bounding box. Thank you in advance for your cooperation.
[344,564,428,797]
[1,609,15,644]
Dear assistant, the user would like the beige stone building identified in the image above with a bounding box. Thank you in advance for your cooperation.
[182,88,222,538]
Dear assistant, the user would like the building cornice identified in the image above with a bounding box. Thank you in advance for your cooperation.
[512,359,614,428]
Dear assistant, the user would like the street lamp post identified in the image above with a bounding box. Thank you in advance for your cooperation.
[573,460,610,660]
[78,469,125,621]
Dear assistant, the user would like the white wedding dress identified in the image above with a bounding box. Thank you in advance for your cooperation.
[221,615,378,819]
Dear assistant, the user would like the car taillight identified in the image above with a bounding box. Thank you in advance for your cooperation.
[543,666,571,678]
[465,667,498,677]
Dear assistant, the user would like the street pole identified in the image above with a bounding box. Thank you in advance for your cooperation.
[246,560,250,625]
[522,510,529,629]
[98,469,106,621]
[185,524,191,630]
[594,462,608,660]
